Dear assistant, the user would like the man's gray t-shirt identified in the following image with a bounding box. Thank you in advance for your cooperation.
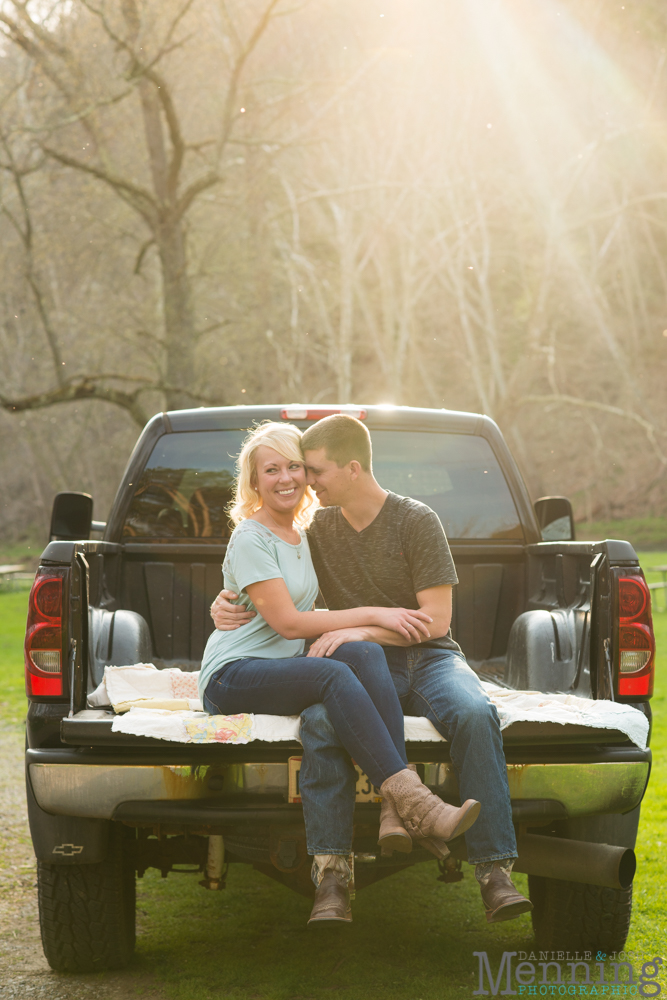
[307,491,460,651]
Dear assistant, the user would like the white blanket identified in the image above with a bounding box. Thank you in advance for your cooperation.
[94,664,649,749]
[89,663,203,713]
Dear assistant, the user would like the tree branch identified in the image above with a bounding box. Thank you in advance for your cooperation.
[42,146,158,226]
[8,1,70,60]
[1,377,150,427]
[21,86,136,135]
[81,0,195,77]
[1,373,218,428]
[215,0,284,165]
[134,238,156,274]
[0,11,76,105]
[518,394,667,464]
[175,171,221,219]
[196,320,231,337]
[1,138,66,386]
[148,69,185,198]
[83,0,191,200]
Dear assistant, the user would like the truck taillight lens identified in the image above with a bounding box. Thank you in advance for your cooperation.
[618,578,647,619]
[616,572,654,699]
[619,625,653,672]
[25,569,67,698]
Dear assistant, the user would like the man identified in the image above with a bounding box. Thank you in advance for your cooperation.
[211,415,532,926]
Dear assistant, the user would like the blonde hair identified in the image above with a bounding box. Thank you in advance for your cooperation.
[228,421,318,528]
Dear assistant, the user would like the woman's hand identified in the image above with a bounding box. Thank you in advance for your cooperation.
[374,606,432,641]
[307,628,370,658]
[210,590,256,630]
[307,606,431,656]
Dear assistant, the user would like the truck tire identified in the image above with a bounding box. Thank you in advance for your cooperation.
[37,824,135,972]
[529,875,632,952]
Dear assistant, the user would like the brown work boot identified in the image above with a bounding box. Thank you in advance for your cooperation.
[378,795,412,855]
[477,861,534,923]
[381,768,481,843]
[400,764,449,860]
[307,871,352,926]
[411,831,451,860]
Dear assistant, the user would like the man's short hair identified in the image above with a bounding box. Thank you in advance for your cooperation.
[301,414,372,471]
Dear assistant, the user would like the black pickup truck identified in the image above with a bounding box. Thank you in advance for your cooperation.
[22,404,654,971]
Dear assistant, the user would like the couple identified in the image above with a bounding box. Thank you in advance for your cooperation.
[199,414,532,926]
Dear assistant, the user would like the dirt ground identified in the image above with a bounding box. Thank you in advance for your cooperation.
[0,729,166,1000]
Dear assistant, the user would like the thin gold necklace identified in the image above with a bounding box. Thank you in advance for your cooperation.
[261,508,302,558]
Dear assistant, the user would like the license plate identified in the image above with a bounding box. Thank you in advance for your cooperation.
[288,756,382,804]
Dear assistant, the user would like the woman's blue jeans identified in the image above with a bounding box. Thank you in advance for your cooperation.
[203,641,408,789]
[299,647,518,864]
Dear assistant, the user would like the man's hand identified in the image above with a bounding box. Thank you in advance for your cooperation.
[307,628,370,658]
[343,586,453,648]
[210,590,255,631]
[374,606,432,641]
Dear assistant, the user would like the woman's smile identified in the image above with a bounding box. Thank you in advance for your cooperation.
[252,444,308,519]
[273,484,299,502]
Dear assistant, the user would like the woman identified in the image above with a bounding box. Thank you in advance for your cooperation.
[199,422,479,921]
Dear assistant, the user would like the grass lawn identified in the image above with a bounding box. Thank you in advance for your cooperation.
[0,589,31,727]
[576,518,667,552]
[0,556,664,999]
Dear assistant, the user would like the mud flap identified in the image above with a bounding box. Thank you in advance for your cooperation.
[26,763,110,865]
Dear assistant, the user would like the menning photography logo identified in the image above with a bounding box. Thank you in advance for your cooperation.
[472,952,663,997]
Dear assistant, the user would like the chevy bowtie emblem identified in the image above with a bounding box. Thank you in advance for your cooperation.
[52,844,84,856]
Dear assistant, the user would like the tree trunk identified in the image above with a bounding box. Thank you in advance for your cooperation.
[332,204,354,402]
[135,75,197,411]
[156,219,196,410]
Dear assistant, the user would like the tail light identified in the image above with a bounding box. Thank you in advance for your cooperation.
[281,407,367,420]
[615,569,655,699]
[25,567,68,698]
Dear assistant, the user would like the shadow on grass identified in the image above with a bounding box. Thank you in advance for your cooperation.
[131,862,534,1000]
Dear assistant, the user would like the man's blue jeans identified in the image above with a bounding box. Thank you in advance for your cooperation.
[299,646,517,864]
[203,641,408,789]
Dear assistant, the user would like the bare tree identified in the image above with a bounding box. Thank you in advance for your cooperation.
[0,0,285,415]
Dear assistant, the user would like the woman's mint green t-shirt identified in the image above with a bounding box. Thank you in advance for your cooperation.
[198,520,319,700]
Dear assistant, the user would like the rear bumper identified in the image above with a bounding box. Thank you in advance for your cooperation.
[27,748,651,824]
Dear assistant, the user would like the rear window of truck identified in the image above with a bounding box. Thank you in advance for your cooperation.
[122,429,522,541]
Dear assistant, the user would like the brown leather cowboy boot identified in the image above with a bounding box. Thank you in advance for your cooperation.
[477,862,534,923]
[399,764,449,859]
[378,795,413,855]
[307,870,353,926]
[379,797,450,859]
[411,831,451,860]
[381,768,481,842]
